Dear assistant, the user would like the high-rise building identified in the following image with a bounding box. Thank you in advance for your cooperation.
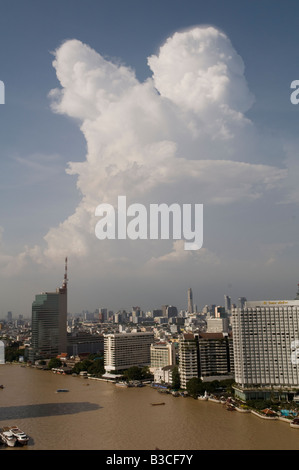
[197,332,234,380]
[166,306,178,318]
[224,295,231,313]
[232,298,299,400]
[238,297,247,309]
[29,258,68,363]
[150,342,176,370]
[0,340,5,364]
[103,331,154,374]
[187,288,193,313]
[179,333,199,389]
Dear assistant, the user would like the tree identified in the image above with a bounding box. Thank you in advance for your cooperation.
[123,366,144,381]
[172,366,180,390]
[186,377,205,398]
[48,358,62,369]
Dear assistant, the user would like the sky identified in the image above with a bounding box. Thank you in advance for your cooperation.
[1,0,299,317]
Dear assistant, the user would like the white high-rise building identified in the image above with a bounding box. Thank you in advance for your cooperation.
[179,333,198,389]
[232,299,299,389]
[0,341,5,364]
[150,342,176,370]
[104,331,154,373]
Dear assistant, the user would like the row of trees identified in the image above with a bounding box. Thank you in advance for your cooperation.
[186,377,235,399]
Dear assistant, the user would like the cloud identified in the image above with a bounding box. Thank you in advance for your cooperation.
[1,26,290,279]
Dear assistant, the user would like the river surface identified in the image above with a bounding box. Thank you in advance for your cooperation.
[0,364,299,451]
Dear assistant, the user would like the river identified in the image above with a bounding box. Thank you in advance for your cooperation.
[0,364,299,451]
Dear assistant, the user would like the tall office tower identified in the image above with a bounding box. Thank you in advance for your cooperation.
[232,298,299,400]
[103,331,154,374]
[187,288,193,313]
[7,311,12,322]
[238,297,247,309]
[29,258,68,363]
[224,295,231,313]
[166,306,178,318]
[179,333,199,389]
[215,306,226,318]
[150,342,176,369]
[162,305,168,317]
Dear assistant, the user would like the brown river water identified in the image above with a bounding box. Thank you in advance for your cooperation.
[0,364,299,451]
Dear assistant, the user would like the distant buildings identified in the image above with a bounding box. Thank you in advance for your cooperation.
[29,258,68,363]
[232,298,299,400]
[187,288,193,314]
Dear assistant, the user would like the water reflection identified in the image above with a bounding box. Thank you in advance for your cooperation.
[0,402,101,420]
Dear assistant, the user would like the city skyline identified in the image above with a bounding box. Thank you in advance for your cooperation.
[1,1,299,316]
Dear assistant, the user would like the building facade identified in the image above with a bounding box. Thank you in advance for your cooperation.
[232,299,299,392]
[150,342,176,370]
[179,333,199,389]
[29,259,68,363]
[104,331,154,373]
[197,332,234,380]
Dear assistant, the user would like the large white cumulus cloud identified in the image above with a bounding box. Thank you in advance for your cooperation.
[148,26,254,114]
[1,26,289,274]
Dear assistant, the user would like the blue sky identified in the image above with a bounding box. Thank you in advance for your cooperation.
[1,0,299,317]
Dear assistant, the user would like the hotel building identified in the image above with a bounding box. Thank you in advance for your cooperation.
[104,331,154,373]
[150,342,176,370]
[232,299,299,400]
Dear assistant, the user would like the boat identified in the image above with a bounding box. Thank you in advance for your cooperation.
[226,404,236,411]
[151,402,165,406]
[0,429,17,447]
[290,418,299,428]
[198,391,209,401]
[115,382,129,387]
[7,426,29,445]
[56,389,69,393]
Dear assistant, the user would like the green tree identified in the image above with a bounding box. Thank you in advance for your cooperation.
[186,377,205,398]
[123,366,144,381]
[172,366,180,390]
[48,358,62,369]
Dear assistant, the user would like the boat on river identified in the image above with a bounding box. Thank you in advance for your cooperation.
[56,389,69,393]
[151,402,165,406]
[6,426,29,445]
[0,429,17,447]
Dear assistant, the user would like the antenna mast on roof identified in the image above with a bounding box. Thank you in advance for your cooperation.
[62,257,68,289]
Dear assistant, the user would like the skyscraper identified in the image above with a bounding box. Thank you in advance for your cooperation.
[187,288,193,313]
[232,298,299,400]
[179,333,199,389]
[224,295,231,313]
[29,258,68,363]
